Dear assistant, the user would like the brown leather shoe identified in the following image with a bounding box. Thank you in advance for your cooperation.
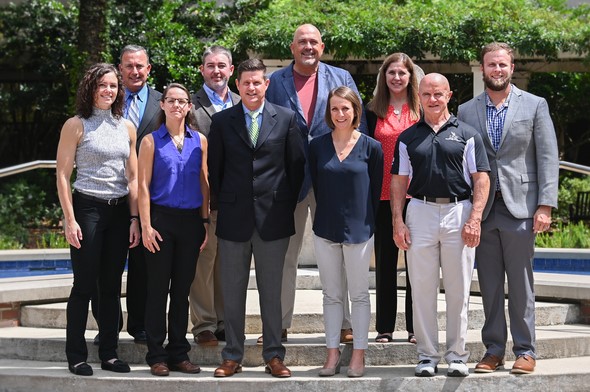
[214,359,243,377]
[511,354,536,374]
[195,330,218,346]
[474,353,505,373]
[265,357,291,378]
[169,360,201,374]
[150,362,169,376]
[340,328,353,343]
[257,329,288,345]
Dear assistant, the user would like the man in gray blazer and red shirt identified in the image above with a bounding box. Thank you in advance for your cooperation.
[188,45,240,347]
[264,23,365,344]
[209,58,305,378]
[457,42,559,374]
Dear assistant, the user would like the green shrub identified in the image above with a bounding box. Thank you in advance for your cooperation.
[555,174,590,222]
[0,234,23,250]
[536,221,590,248]
[35,230,68,249]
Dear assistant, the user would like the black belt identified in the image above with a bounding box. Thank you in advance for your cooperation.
[74,190,127,206]
[413,194,470,204]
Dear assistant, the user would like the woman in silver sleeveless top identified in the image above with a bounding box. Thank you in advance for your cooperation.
[56,63,140,376]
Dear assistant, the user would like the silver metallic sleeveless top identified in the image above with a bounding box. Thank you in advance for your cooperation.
[73,108,130,198]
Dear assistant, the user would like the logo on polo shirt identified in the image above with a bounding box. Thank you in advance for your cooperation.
[445,131,462,142]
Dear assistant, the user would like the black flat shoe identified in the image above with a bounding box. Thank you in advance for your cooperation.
[101,359,131,373]
[132,330,147,344]
[69,362,93,376]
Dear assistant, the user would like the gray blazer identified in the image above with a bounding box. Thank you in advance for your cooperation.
[191,87,241,137]
[457,85,559,220]
[136,86,163,153]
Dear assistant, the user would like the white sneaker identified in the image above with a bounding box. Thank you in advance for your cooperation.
[415,360,438,377]
[447,360,469,377]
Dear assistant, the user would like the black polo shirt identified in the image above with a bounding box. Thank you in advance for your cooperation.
[391,115,489,198]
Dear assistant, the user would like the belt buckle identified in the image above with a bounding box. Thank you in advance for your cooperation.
[435,197,450,204]
[107,198,117,206]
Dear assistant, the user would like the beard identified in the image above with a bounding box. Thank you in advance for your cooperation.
[483,73,511,91]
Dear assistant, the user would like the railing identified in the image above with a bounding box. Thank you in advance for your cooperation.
[0,160,589,178]
[559,161,590,176]
[0,160,57,178]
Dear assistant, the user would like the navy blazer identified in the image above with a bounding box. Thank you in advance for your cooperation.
[208,101,305,242]
[266,61,367,200]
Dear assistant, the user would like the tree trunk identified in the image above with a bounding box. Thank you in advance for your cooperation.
[78,0,109,67]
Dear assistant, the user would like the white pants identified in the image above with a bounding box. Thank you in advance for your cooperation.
[313,235,372,349]
[282,190,351,329]
[405,198,474,365]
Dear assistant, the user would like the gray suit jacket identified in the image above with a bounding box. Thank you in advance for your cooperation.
[457,85,559,220]
[191,87,241,137]
[136,86,163,153]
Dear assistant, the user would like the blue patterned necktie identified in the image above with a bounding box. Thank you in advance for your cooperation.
[128,94,140,129]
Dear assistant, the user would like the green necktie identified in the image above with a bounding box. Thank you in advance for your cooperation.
[248,110,260,146]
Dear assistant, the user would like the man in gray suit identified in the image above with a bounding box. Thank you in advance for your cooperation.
[119,44,163,343]
[457,42,559,374]
[189,45,240,347]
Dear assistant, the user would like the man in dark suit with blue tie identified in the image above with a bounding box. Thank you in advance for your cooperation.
[119,44,163,343]
[209,58,305,378]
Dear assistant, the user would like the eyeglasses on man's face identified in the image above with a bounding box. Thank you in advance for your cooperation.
[164,98,190,107]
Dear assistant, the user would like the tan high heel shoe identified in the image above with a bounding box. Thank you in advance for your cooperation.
[318,351,341,377]
[347,357,365,378]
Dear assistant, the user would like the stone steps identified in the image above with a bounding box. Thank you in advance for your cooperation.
[1,357,590,392]
[2,324,590,366]
[19,289,581,334]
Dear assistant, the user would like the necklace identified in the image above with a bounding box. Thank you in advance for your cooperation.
[170,134,184,153]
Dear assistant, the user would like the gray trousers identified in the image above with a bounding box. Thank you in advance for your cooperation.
[476,198,536,359]
[219,230,288,363]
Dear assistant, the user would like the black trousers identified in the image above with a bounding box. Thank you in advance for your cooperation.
[66,194,129,365]
[126,243,147,335]
[374,199,414,334]
[144,204,205,366]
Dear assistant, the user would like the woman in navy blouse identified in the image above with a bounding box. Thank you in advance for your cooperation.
[138,83,209,376]
[309,86,383,378]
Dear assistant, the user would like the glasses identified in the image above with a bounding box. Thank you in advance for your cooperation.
[164,98,190,107]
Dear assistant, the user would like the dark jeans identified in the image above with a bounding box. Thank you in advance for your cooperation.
[66,194,129,365]
[374,199,414,334]
[144,204,205,366]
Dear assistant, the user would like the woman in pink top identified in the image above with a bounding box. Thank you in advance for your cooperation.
[366,53,421,344]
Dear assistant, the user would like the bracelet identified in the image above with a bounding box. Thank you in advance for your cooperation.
[130,215,139,223]
[202,217,210,224]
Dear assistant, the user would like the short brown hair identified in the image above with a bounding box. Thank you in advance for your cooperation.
[237,58,266,80]
[480,42,514,64]
[324,86,362,130]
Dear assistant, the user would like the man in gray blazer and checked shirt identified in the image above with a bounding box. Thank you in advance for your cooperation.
[458,42,559,375]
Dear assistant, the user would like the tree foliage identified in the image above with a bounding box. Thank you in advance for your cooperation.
[0,0,589,167]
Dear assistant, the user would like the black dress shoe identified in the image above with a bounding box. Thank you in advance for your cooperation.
[69,362,93,376]
[131,330,147,344]
[214,329,226,341]
[101,359,131,373]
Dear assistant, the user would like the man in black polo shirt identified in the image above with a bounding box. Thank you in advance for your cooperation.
[391,73,490,378]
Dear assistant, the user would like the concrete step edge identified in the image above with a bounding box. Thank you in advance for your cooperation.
[1,357,590,392]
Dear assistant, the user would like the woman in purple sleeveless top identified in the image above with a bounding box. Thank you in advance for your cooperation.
[138,83,209,376]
